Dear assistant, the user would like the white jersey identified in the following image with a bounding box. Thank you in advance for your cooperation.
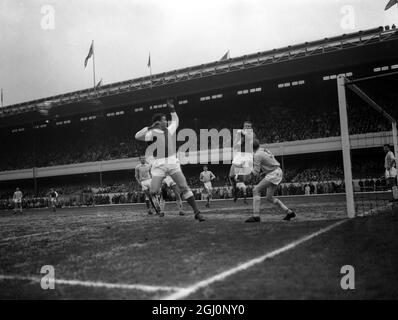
[135,112,179,165]
[13,191,22,203]
[384,151,397,179]
[385,151,396,169]
[233,129,255,152]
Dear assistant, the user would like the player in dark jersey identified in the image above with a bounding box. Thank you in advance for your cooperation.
[135,99,204,221]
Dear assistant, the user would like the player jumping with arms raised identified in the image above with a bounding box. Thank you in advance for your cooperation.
[245,139,296,222]
[135,99,205,221]
[230,120,255,203]
[200,166,216,208]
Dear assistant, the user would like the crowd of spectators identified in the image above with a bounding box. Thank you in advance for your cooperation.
[0,180,348,211]
[290,166,344,183]
[1,158,391,211]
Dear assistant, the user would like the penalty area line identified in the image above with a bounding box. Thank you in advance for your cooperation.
[162,219,348,300]
[0,274,183,293]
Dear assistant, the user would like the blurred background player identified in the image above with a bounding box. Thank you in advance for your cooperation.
[135,155,154,215]
[246,139,296,223]
[383,144,397,198]
[48,188,59,212]
[230,120,255,201]
[199,165,215,208]
[234,175,248,204]
[160,175,185,215]
[12,187,23,214]
[135,99,205,221]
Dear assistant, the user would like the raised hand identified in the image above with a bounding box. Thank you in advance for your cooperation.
[167,99,175,112]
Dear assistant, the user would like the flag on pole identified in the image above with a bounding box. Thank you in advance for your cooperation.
[147,52,152,82]
[147,53,151,68]
[84,41,94,68]
[220,50,230,61]
[385,0,398,10]
[96,79,103,89]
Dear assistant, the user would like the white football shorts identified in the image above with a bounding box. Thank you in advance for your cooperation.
[163,176,176,188]
[236,182,247,190]
[151,157,182,178]
[232,152,253,176]
[264,167,283,186]
[385,167,397,179]
[140,178,152,191]
[203,181,213,193]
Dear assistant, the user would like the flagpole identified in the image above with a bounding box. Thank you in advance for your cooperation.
[148,52,153,88]
[150,63,152,88]
[1,88,3,108]
[149,53,152,78]
[92,40,96,91]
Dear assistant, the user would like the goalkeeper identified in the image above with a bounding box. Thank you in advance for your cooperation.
[245,139,296,223]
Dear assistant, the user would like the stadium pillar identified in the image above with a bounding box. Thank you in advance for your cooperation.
[337,76,356,218]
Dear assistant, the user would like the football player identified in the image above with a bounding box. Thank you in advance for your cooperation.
[246,139,296,222]
[12,187,23,214]
[48,188,59,212]
[234,175,249,205]
[199,166,216,208]
[135,155,155,215]
[135,99,205,221]
[230,120,255,201]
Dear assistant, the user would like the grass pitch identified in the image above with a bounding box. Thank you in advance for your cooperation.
[0,194,397,299]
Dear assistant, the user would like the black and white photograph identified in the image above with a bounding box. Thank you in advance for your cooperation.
[0,0,398,304]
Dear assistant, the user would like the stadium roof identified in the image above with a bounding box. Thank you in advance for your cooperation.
[1,25,398,127]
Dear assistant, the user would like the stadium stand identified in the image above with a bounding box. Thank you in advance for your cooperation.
[1,26,398,209]
[0,80,396,171]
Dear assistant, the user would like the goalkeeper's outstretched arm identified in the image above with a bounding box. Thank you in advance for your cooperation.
[167,99,179,134]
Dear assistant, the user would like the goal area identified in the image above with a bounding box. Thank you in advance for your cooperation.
[337,71,398,218]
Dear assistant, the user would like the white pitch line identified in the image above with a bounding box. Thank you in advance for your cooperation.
[162,219,348,300]
[0,274,182,292]
[0,230,64,242]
